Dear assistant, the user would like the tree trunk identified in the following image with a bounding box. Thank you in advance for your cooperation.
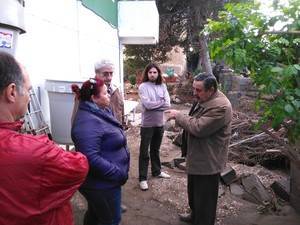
[189,2,212,74]
[198,34,212,74]
[290,161,300,213]
[290,143,300,213]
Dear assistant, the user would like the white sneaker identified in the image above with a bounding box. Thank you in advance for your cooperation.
[158,171,170,179]
[139,181,148,191]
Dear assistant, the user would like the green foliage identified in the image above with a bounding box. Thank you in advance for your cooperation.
[205,0,300,142]
[128,75,136,86]
[204,1,267,73]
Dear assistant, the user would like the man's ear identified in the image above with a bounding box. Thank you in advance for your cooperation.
[5,83,18,103]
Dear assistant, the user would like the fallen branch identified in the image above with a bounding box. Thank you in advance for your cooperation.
[260,127,300,168]
[265,149,282,153]
[232,121,250,130]
[229,132,267,148]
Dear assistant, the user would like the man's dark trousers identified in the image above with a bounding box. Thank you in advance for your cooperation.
[188,173,220,225]
[139,126,164,181]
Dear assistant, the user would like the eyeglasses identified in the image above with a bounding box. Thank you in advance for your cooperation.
[102,71,113,77]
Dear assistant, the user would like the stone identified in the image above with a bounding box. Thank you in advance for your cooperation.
[161,160,175,169]
[164,131,177,140]
[221,166,237,185]
[270,179,290,202]
[164,120,176,132]
[174,157,185,168]
[170,95,182,104]
[219,72,233,93]
[172,132,182,147]
[226,91,242,108]
[241,174,272,204]
[184,103,192,107]
[230,183,245,197]
[218,184,225,197]
[242,191,262,204]
[176,161,186,171]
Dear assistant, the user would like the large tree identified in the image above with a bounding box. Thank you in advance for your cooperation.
[123,0,226,76]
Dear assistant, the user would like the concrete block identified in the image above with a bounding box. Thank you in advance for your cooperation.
[176,161,186,171]
[241,174,272,204]
[221,166,237,185]
[226,91,242,108]
[230,183,244,197]
[271,179,290,201]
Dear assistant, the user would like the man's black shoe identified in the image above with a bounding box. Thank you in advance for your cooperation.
[178,213,193,223]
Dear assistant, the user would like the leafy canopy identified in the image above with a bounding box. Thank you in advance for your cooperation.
[204,0,300,143]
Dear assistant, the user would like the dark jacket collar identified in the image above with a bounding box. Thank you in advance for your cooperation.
[189,90,221,115]
[200,90,222,107]
[79,101,122,128]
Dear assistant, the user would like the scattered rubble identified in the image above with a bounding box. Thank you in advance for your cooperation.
[241,174,272,204]
[120,75,298,225]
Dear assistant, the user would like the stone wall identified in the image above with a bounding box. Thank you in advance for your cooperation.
[219,72,258,108]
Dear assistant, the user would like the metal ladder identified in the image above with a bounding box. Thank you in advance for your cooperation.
[23,88,52,140]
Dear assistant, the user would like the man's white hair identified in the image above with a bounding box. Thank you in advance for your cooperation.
[94,59,114,72]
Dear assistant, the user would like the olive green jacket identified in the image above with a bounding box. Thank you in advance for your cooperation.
[109,84,124,124]
[175,90,232,175]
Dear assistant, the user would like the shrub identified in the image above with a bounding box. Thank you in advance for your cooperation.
[128,75,136,86]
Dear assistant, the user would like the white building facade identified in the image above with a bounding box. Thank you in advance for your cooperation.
[0,0,158,144]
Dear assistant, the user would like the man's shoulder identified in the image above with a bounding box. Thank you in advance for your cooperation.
[111,83,119,92]
[161,83,167,87]
[202,91,231,109]
[1,133,59,159]
[139,82,146,88]
[19,133,56,149]
[139,82,153,90]
[216,91,231,107]
[110,85,124,104]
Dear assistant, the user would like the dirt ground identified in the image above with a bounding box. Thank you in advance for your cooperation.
[71,102,300,225]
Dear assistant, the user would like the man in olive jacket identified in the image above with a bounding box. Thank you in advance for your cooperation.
[94,59,124,125]
[165,73,232,225]
[71,59,124,126]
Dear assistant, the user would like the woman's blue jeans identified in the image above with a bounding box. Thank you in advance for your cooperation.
[80,187,121,225]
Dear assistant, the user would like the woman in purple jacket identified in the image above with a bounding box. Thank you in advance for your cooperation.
[71,78,130,225]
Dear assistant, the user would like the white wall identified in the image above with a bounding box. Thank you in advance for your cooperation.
[15,0,120,125]
[77,3,120,82]
[118,1,159,44]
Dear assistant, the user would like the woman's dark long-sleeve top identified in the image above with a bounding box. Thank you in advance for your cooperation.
[71,101,130,190]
